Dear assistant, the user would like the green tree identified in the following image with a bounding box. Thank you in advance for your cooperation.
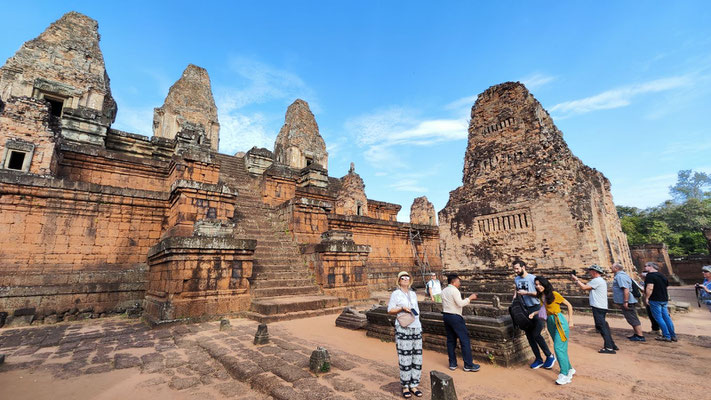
[669,169,711,203]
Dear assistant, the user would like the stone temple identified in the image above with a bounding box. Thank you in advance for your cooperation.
[0,12,441,326]
[439,82,634,293]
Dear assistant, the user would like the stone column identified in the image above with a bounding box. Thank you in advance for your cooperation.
[145,151,257,325]
[144,235,255,325]
[303,230,371,301]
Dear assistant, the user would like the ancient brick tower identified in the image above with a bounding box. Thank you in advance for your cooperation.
[273,99,328,170]
[0,11,116,146]
[439,82,634,287]
[153,65,220,151]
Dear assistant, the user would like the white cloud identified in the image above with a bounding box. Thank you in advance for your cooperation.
[660,136,711,158]
[346,107,468,168]
[216,56,315,154]
[389,179,428,193]
[445,95,477,113]
[112,105,153,136]
[218,112,274,154]
[550,75,692,117]
[219,56,315,109]
[520,73,555,90]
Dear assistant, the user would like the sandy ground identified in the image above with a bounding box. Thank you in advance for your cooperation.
[278,308,711,399]
[1,304,709,400]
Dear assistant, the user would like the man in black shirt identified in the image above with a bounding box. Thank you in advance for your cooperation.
[644,262,677,342]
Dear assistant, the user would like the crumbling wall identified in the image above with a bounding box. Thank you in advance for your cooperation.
[410,196,436,225]
[630,244,674,276]
[153,65,220,151]
[335,163,368,217]
[0,97,61,175]
[439,82,634,284]
[0,12,116,145]
[273,99,328,170]
[328,215,442,290]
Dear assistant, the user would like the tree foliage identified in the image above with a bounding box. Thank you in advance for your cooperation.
[618,170,711,257]
[669,169,711,203]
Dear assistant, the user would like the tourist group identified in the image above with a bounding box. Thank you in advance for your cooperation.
[385,260,706,398]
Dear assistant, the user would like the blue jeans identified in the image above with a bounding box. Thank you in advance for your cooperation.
[648,300,676,339]
[442,313,474,368]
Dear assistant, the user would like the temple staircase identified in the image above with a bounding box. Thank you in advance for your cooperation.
[216,154,343,322]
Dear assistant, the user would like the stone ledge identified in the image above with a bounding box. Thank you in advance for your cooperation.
[60,141,171,168]
[0,169,168,200]
[147,236,257,258]
[169,179,236,196]
[328,213,439,232]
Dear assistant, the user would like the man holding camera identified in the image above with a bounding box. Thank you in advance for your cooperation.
[571,265,618,354]
[696,265,711,314]
[441,274,480,372]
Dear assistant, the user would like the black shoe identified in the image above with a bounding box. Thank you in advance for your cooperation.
[463,364,481,372]
[671,336,678,342]
[410,388,423,398]
[598,348,616,354]
[612,345,620,351]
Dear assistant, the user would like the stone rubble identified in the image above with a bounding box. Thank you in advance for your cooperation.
[309,346,331,373]
[335,307,368,330]
[253,323,270,345]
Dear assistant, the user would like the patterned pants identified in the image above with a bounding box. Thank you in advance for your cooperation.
[395,325,423,388]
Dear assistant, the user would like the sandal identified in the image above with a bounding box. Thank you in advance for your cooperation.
[598,348,616,354]
[410,388,424,397]
[402,389,413,399]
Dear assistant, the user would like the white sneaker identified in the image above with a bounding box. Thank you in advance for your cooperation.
[556,373,572,385]
[567,368,576,378]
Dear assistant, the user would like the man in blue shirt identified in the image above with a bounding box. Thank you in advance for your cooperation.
[696,265,711,314]
[611,263,645,341]
[513,260,555,369]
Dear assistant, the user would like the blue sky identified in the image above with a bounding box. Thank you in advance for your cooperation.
[2,2,710,221]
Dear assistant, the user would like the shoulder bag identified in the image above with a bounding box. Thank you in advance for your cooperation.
[396,291,416,328]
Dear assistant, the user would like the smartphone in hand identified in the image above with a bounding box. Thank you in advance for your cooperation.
[411,309,419,316]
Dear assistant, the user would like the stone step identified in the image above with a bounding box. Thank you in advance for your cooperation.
[244,305,345,323]
[252,271,312,280]
[249,295,342,315]
[251,278,314,289]
[253,253,300,260]
[251,285,320,298]
[253,265,303,272]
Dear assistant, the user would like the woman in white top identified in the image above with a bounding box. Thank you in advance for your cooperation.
[387,271,423,398]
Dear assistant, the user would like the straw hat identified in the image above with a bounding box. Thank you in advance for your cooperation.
[396,271,412,287]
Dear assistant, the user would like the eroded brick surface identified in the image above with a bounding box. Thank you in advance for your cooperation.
[439,82,634,293]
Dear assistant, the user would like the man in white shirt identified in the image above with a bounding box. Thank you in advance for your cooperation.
[440,274,480,372]
[571,264,618,354]
[426,272,443,303]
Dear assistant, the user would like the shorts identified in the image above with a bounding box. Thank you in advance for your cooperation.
[617,303,641,327]
[432,294,442,303]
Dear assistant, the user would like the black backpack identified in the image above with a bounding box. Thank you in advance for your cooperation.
[631,281,642,300]
[508,296,532,331]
